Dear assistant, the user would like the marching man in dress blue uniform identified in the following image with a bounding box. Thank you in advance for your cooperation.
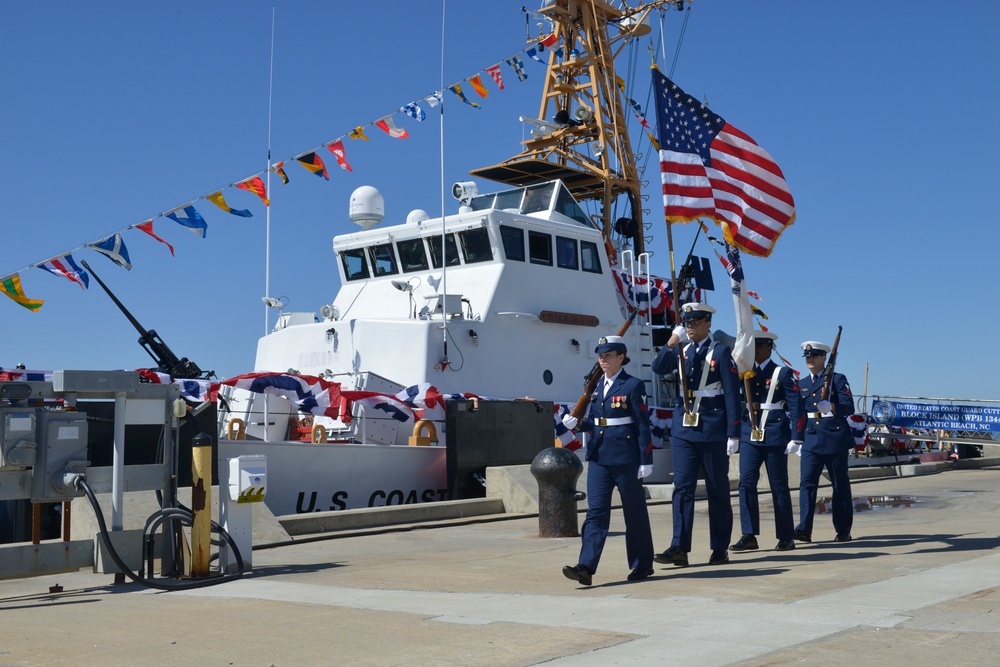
[651,303,741,567]
[731,330,804,553]
[561,335,655,586]
[794,341,856,543]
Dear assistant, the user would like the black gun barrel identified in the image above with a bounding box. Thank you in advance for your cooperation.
[80,260,208,379]
[80,260,149,338]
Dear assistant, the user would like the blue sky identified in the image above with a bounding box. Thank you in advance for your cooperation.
[2,1,998,403]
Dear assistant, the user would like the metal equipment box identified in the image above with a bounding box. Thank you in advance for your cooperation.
[445,399,554,499]
[52,370,140,394]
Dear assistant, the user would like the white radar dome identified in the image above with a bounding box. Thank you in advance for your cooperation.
[349,186,385,230]
[406,209,430,224]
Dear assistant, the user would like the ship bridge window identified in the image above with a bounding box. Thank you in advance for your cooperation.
[554,185,594,228]
[340,247,370,281]
[459,227,493,264]
[493,189,523,211]
[468,193,496,211]
[428,233,461,268]
[367,243,399,277]
[556,236,578,270]
[528,231,552,266]
[581,240,603,274]
[500,225,524,261]
[396,238,429,272]
[522,183,555,214]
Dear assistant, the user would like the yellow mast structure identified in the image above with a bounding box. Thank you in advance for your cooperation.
[471,0,683,254]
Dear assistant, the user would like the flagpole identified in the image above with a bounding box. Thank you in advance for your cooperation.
[863,362,869,414]
[666,218,694,418]
[652,60,693,417]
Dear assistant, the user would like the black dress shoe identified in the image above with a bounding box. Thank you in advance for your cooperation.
[562,564,592,586]
[730,534,759,551]
[653,546,689,567]
[834,533,853,542]
[627,567,654,581]
[775,540,796,551]
[793,530,811,543]
[708,549,730,565]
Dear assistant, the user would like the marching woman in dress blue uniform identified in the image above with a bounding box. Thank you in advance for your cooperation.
[731,330,805,553]
[794,341,856,543]
[561,335,655,586]
[651,303,742,566]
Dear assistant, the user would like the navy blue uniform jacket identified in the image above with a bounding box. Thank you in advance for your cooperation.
[741,360,805,445]
[799,372,855,454]
[653,339,742,441]
[579,369,653,467]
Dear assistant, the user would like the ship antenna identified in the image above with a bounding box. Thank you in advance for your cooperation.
[668,1,691,78]
[437,0,450,369]
[264,6,276,337]
[262,7,276,435]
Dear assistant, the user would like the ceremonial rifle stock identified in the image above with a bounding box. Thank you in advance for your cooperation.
[820,325,843,402]
[745,376,764,441]
[568,309,640,420]
[80,260,212,380]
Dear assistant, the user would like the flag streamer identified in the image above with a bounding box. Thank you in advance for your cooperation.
[2,38,553,309]
[1,274,44,311]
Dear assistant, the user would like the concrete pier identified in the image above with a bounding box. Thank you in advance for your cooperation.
[1,464,998,666]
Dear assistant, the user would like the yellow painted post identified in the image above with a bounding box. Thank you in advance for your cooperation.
[190,433,212,578]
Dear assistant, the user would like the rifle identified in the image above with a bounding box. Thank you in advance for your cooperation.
[568,309,640,420]
[745,375,764,441]
[820,325,843,402]
[80,260,212,379]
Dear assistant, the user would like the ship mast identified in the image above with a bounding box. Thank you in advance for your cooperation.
[470,0,682,254]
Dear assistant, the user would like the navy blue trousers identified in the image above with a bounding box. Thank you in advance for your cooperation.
[738,442,795,542]
[578,461,653,573]
[670,436,733,552]
[796,448,853,537]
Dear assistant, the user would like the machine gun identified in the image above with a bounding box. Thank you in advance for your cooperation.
[80,260,212,380]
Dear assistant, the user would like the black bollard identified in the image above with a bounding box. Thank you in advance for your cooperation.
[530,447,586,537]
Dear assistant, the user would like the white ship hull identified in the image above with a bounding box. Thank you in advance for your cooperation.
[219,439,447,516]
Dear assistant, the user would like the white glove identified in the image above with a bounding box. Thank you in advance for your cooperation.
[817,400,833,414]
[561,414,578,430]
[672,325,690,343]
[638,464,653,479]
[785,440,802,455]
[726,437,740,455]
[795,445,803,457]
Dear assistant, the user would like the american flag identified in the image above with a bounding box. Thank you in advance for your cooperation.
[652,68,795,257]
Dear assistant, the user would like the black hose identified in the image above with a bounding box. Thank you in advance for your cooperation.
[75,475,246,591]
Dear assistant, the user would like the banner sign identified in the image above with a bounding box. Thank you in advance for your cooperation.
[870,400,1000,434]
